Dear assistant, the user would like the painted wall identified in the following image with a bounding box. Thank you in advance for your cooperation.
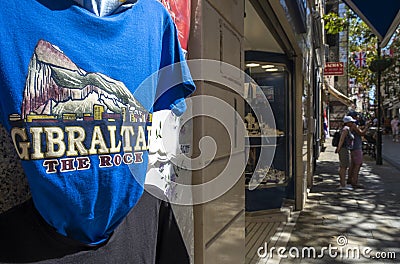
[188,0,246,263]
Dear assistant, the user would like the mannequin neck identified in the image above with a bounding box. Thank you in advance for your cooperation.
[72,0,137,16]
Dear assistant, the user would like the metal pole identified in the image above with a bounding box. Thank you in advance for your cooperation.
[327,92,330,133]
[376,42,383,165]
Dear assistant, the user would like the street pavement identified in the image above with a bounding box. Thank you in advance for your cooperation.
[382,135,400,171]
[266,138,400,264]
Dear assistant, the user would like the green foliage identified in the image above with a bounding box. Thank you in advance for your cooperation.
[347,11,377,91]
[324,8,378,91]
[323,12,348,35]
[381,29,400,97]
[324,5,400,111]
[323,7,400,99]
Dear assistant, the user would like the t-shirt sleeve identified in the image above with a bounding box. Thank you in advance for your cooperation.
[152,18,196,116]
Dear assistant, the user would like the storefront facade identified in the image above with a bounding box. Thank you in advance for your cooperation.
[188,1,245,263]
[243,0,325,211]
[185,0,326,263]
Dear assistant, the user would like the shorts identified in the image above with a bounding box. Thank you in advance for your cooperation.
[338,148,350,168]
[351,149,363,165]
[392,127,399,135]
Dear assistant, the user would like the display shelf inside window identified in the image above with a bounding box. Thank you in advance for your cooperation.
[245,166,287,189]
[244,110,287,189]
[244,112,284,138]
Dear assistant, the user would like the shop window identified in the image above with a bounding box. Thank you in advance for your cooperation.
[244,61,292,211]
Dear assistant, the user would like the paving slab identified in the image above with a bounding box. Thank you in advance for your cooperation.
[266,138,400,264]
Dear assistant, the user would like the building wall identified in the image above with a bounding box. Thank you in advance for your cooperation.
[188,0,245,263]
[187,0,326,261]
[337,2,350,97]
[268,0,309,210]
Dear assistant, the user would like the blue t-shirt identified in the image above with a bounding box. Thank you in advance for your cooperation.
[0,0,195,244]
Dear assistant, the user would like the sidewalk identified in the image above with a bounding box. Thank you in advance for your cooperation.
[258,139,400,264]
[382,135,400,171]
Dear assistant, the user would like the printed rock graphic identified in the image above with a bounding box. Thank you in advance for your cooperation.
[21,40,146,120]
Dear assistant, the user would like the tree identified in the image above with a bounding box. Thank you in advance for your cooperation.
[323,8,378,102]
[381,28,400,99]
[347,12,377,90]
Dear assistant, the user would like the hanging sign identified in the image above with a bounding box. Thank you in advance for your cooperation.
[324,62,344,76]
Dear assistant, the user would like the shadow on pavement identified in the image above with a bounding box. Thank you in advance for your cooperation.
[278,150,400,264]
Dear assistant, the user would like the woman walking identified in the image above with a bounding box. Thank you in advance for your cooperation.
[335,116,355,191]
[348,112,370,189]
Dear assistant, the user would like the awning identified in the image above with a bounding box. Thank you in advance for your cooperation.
[326,83,353,106]
[389,101,400,110]
[342,0,400,47]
